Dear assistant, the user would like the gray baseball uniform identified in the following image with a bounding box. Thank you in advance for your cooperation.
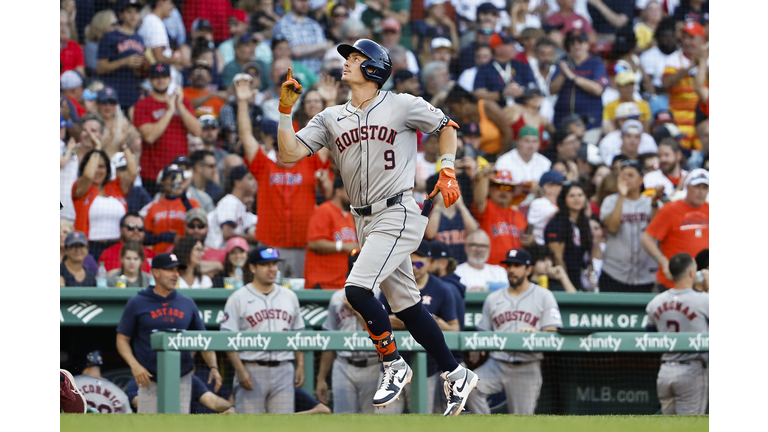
[466,283,562,415]
[74,375,133,414]
[599,193,657,286]
[295,91,451,312]
[646,288,709,414]
[322,288,380,413]
[220,283,305,414]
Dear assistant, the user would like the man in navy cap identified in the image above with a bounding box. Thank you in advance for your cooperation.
[116,252,222,413]
[97,0,145,107]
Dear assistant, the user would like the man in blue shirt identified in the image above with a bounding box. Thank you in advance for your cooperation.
[473,33,535,108]
[97,0,145,108]
[116,253,222,413]
[549,29,608,131]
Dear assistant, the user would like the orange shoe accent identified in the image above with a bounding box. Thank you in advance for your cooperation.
[366,327,397,361]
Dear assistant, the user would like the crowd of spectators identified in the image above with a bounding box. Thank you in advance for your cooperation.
[60,0,709,293]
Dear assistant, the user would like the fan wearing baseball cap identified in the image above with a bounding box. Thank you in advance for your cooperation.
[661,21,707,150]
[473,32,536,108]
[598,103,659,165]
[472,166,529,266]
[642,169,708,290]
[602,71,651,133]
[97,0,145,108]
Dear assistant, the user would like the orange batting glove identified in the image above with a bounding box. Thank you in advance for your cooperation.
[279,67,303,114]
[430,168,460,207]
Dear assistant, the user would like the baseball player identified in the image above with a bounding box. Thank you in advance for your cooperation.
[220,245,305,414]
[116,253,222,414]
[317,287,381,413]
[645,252,709,415]
[74,349,133,413]
[125,375,236,414]
[264,37,478,416]
[465,248,563,415]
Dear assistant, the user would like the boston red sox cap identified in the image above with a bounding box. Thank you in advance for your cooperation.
[500,248,532,266]
[149,63,171,78]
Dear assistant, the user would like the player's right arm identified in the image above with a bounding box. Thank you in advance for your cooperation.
[315,351,335,404]
[116,333,153,388]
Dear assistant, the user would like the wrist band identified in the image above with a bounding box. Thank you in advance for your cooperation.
[279,114,293,131]
[335,240,343,252]
[440,154,455,171]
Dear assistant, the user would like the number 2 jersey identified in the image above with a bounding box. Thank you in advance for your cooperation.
[646,288,709,363]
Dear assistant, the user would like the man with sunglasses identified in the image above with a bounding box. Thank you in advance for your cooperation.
[100,213,156,275]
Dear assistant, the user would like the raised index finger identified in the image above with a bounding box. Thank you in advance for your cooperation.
[286,67,293,81]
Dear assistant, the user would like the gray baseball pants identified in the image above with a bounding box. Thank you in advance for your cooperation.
[137,372,192,414]
[465,358,542,415]
[331,357,380,413]
[657,361,708,414]
[234,361,295,414]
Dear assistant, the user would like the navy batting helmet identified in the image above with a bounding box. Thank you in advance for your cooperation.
[81,349,104,370]
[337,39,392,88]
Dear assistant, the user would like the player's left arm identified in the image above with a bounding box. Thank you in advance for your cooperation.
[429,122,461,207]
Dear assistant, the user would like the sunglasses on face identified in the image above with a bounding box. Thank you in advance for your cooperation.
[333,13,349,18]
[123,224,145,232]
[187,223,207,229]
[100,100,118,105]
[412,261,426,269]
[494,184,514,191]
[478,28,494,35]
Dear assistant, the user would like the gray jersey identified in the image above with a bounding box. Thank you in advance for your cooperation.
[478,284,562,363]
[295,91,450,207]
[74,375,133,414]
[646,288,709,363]
[220,283,305,361]
[600,193,658,285]
[322,289,378,360]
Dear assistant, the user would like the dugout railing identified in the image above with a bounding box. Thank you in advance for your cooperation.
[150,331,709,414]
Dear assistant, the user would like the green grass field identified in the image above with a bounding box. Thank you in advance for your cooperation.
[61,414,708,432]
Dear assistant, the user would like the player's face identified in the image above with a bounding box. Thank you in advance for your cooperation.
[121,250,142,275]
[506,263,531,288]
[342,53,369,86]
[658,145,679,174]
[686,183,708,207]
[252,261,280,285]
[564,186,586,212]
[150,76,171,94]
[153,268,179,290]
[410,254,431,280]
[228,248,248,268]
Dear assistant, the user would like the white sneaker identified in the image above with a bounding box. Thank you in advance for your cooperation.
[441,365,478,416]
[372,357,412,407]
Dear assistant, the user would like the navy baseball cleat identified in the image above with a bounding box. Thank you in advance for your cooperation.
[373,357,412,407]
[441,365,479,416]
